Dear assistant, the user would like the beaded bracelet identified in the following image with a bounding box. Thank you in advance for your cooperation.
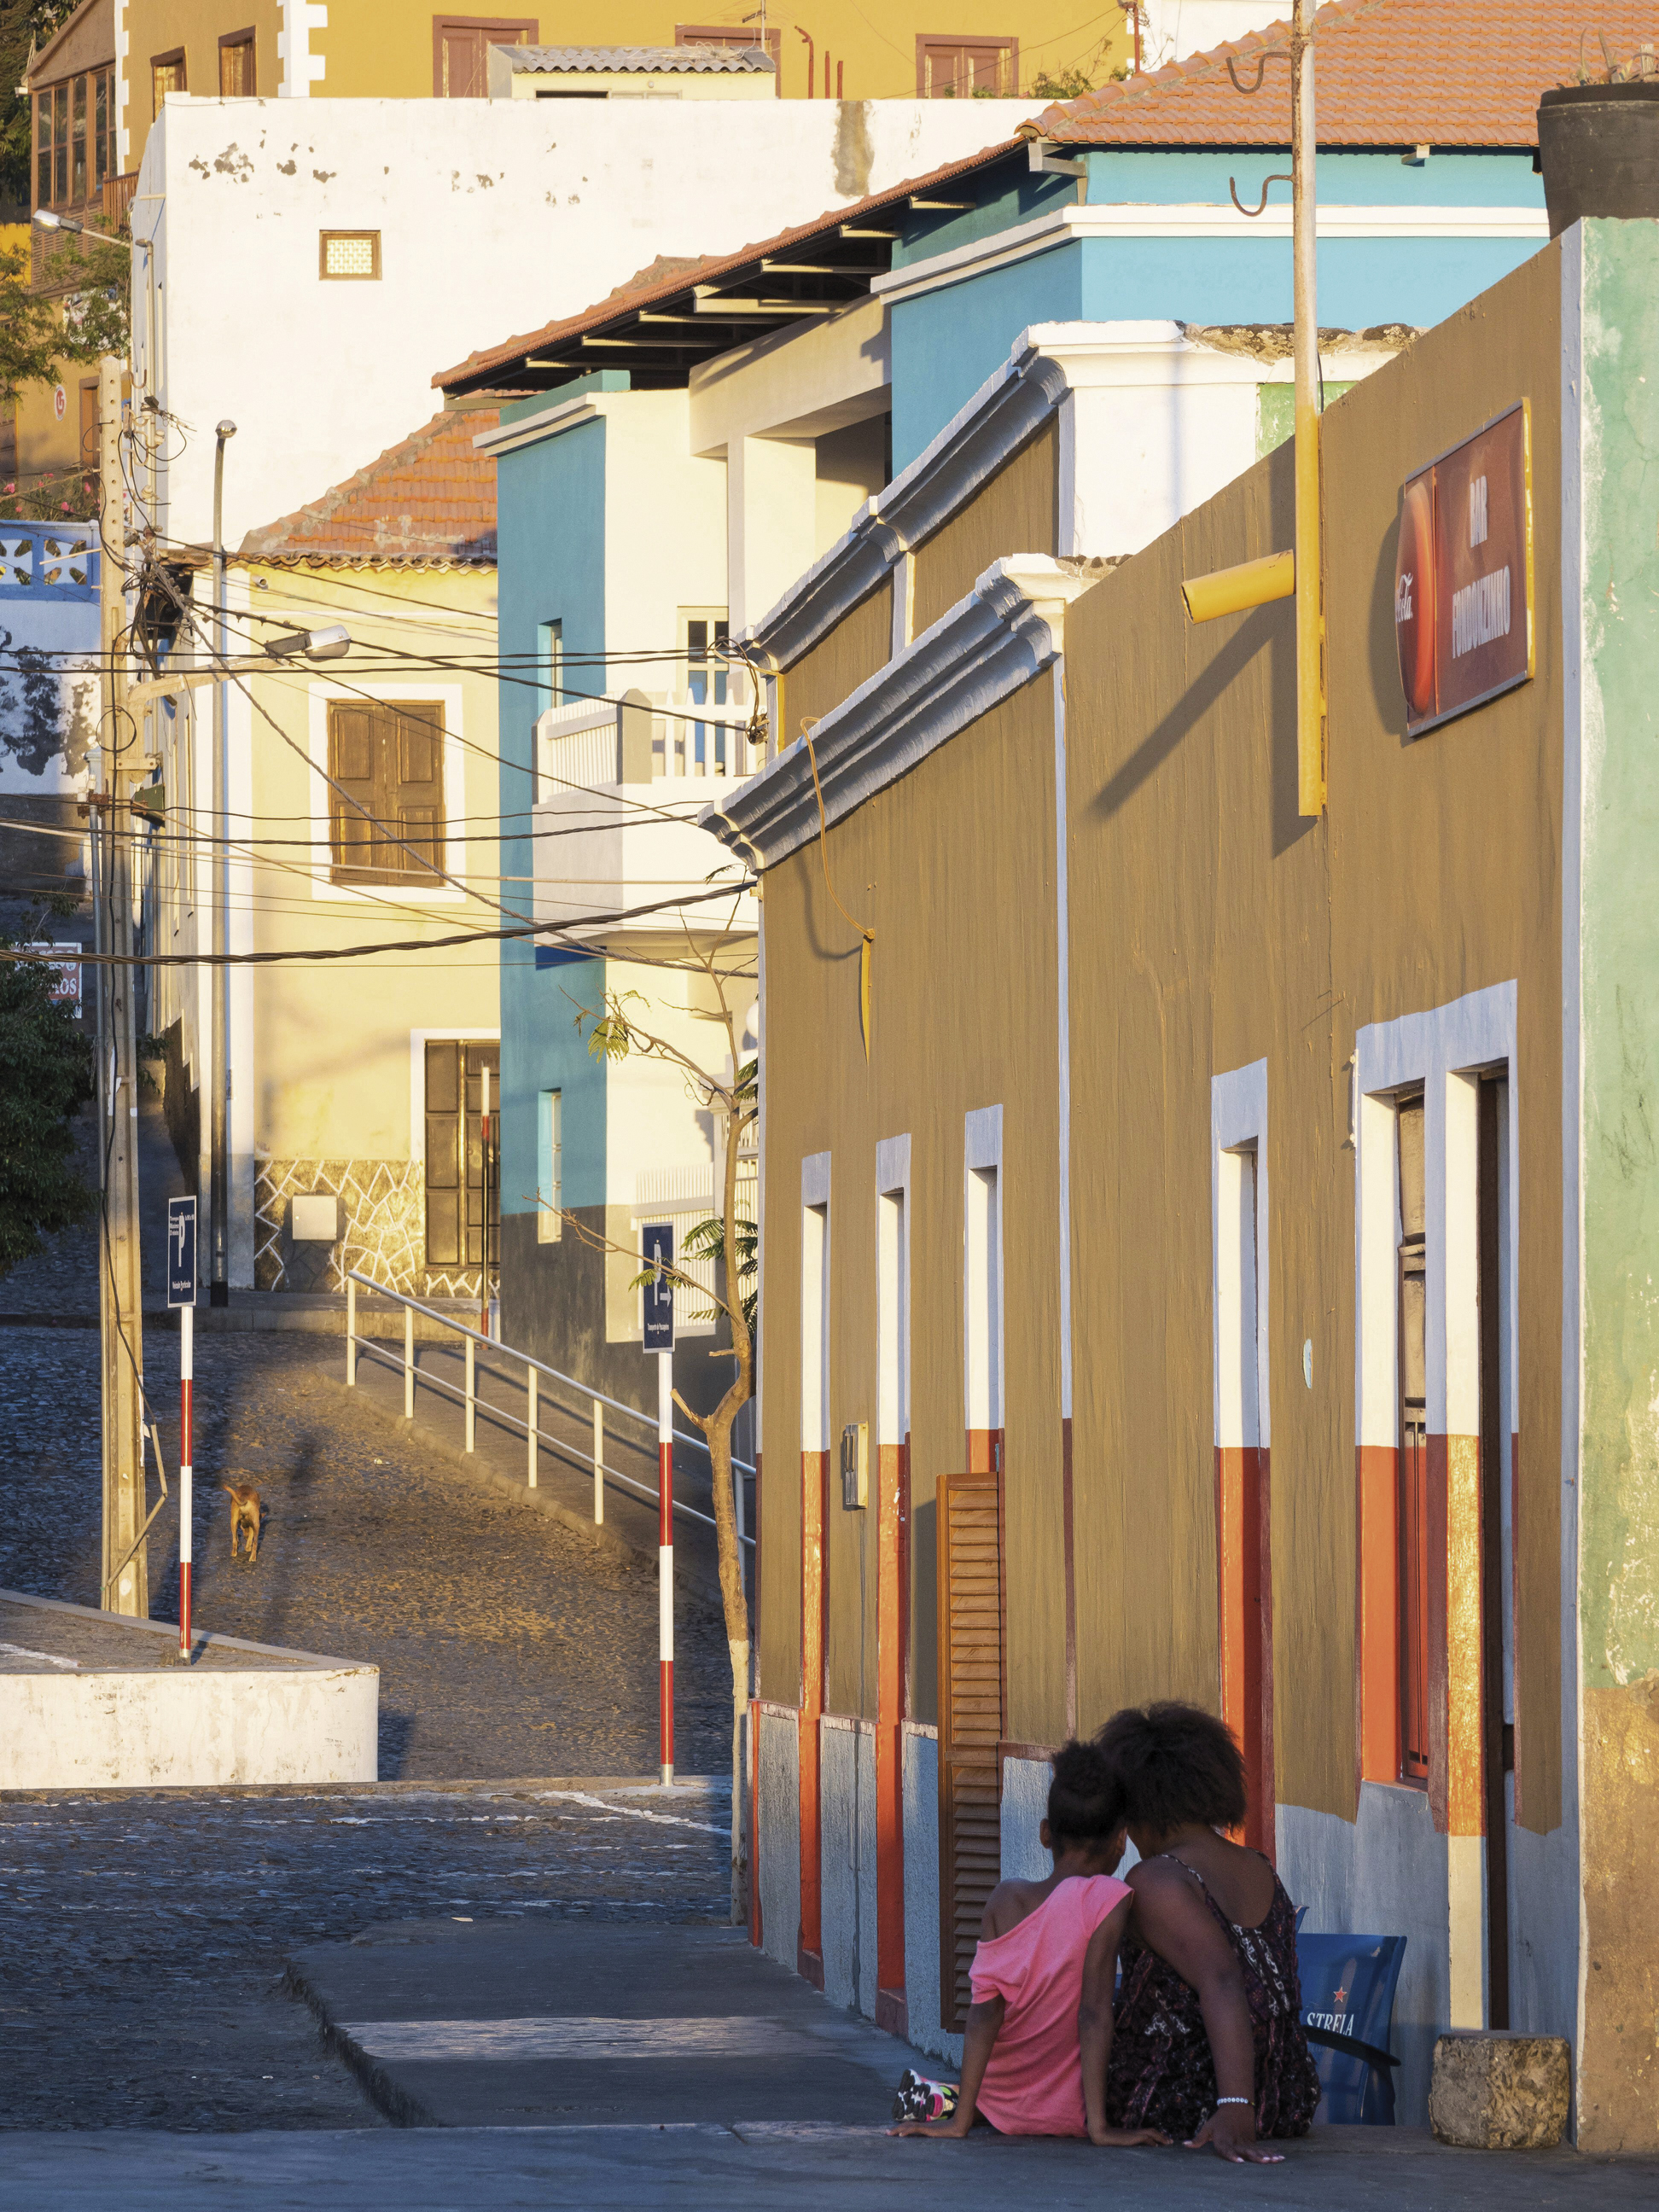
[1214,2097,1252,2107]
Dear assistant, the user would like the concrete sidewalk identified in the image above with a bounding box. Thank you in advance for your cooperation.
[3,2122,1655,2210]
[285,1918,937,2128]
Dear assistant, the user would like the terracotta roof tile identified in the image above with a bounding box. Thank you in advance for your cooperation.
[1034,0,1659,147]
[238,410,498,565]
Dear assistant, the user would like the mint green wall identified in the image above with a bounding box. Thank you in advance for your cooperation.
[1577,218,1659,1697]
[1573,216,1659,2152]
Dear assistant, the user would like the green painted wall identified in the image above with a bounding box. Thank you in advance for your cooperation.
[1575,216,1659,2152]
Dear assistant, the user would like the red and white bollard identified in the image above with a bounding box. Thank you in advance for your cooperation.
[659,1348,674,1787]
[178,1302,193,1656]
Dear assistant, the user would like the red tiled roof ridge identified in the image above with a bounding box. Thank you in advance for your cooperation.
[1030,0,1659,148]
[239,409,498,563]
[432,138,1024,392]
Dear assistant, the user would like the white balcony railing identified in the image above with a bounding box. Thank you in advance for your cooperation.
[532,688,759,945]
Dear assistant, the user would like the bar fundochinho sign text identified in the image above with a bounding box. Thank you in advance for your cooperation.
[1394,401,1534,739]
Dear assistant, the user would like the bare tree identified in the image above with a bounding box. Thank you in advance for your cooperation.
[568,930,756,1921]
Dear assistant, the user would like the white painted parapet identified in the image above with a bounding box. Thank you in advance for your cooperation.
[0,1591,377,1789]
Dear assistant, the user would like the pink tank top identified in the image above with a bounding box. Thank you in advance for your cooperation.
[968,1872,1131,2137]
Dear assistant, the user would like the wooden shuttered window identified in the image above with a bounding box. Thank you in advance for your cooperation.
[423,1041,499,1269]
[937,1470,1004,2032]
[327,701,445,887]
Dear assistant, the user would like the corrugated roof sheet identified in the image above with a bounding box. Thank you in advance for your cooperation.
[1033,0,1659,147]
[239,410,498,566]
[500,44,774,73]
[433,139,1023,392]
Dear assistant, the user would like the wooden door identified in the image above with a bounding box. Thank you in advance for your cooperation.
[424,1040,499,1270]
[937,1470,1003,2032]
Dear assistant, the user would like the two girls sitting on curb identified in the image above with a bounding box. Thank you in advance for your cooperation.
[890,1702,1319,2164]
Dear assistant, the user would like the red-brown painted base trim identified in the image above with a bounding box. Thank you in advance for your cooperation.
[875,1987,909,2038]
[797,1943,825,1991]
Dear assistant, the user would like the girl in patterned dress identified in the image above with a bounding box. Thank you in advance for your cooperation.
[1097,1702,1320,2164]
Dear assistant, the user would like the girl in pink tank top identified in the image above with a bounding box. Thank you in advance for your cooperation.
[889,1743,1171,2147]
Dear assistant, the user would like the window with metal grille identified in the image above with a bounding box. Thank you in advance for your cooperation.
[326,700,444,886]
[319,230,381,281]
[916,35,1016,97]
[1396,1093,1429,1783]
[219,31,256,96]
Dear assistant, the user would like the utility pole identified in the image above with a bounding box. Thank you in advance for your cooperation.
[96,351,148,1617]
[208,420,236,1307]
[1291,0,1325,817]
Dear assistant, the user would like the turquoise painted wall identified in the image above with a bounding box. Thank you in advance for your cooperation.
[494,395,614,1220]
[888,148,1546,469]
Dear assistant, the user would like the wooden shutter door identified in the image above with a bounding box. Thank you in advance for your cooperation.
[395,707,444,881]
[328,703,387,880]
[463,1043,500,1267]
[937,1470,1003,2031]
[425,1041,462,1265]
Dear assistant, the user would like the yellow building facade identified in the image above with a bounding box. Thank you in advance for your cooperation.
[113,2,1126,169]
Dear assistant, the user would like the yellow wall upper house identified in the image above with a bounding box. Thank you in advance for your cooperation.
[114,1,1126,172]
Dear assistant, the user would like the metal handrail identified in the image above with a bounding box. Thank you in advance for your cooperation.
[343,1269,754,1550]
[345,1269,754,1472]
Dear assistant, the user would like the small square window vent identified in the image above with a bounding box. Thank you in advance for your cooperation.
[320,230,381,280]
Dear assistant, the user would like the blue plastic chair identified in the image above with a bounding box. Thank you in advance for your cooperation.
[1294,1930,1406,2124]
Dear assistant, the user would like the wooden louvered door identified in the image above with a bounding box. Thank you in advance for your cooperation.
[937,1470,1003,2032]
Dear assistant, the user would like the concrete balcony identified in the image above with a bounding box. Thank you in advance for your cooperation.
[531,690,760,951]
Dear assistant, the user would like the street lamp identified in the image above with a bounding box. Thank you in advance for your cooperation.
[32,207,131,249]
[264,624,351,661]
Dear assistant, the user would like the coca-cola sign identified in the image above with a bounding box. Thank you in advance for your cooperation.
[1394,401,1534,738]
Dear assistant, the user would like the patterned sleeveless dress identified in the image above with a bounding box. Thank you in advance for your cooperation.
[1105,1852,1320,2140]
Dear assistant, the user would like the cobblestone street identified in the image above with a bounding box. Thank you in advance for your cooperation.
[0,1109,733,1781]
[0,1109,740,2133]
[0,1784,728,2132]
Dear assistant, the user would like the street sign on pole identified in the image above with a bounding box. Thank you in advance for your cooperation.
[166,1197,196,1309]
[642,1222,674,1351]
[642,1222,675,1784]
[167,1197,196,1658]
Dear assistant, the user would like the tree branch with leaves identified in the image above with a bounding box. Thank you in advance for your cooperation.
[572,921,758,1919]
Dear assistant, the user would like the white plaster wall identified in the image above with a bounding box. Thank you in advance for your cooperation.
[820,1716,879,2018]
[1139,0,1288,67]
[1,1665,378,1787]
[758,1704,801,1973]
[902,1723,959,2064]
[689,294,891,455]
[999,1752,1052,1881]
[1278,1785,1451,2127]
[134,97,1039,549]
[601,390,729,658]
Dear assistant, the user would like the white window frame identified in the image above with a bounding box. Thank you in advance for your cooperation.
[876,1134,911,1449]
[1212,1060,1270,1459]
[963,1105,1004,1438]
[802,1150,831,1454]
[537,1086,562,1243]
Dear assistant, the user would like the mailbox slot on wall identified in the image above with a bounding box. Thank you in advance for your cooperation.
[840,1420,867,1511]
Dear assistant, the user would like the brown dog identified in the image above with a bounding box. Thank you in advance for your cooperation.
[222,1483,263,1566]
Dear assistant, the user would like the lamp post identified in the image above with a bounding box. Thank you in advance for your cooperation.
[209,419,236,1307]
